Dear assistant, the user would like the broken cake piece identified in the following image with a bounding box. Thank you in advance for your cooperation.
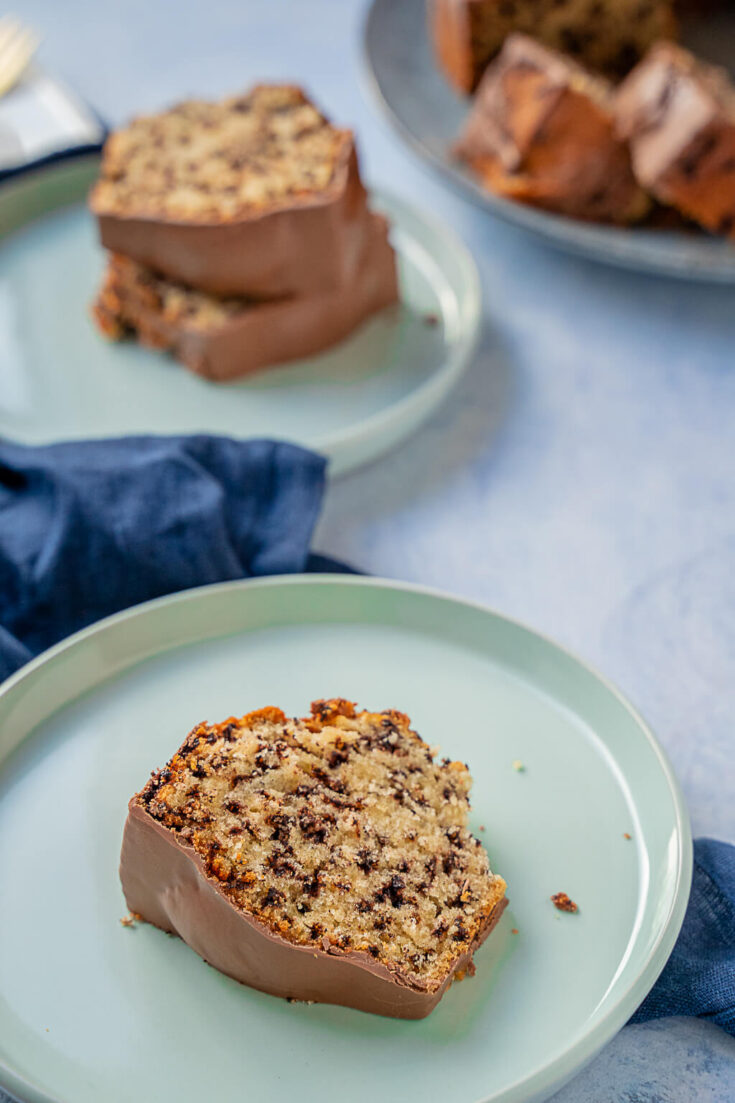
[455,33,649,224]
[119,699,507,1018]
[614,41,735,240]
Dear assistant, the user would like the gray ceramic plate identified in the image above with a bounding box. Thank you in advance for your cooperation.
[0,157,480,476]
[363,0,735,282]
[0,576,691,1103]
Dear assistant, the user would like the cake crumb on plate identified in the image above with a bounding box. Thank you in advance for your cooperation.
[551,892,578,913]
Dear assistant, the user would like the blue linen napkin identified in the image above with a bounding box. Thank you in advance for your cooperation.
[632,837,735,1035]
[0,434,732,1039]
[0,434,340,682]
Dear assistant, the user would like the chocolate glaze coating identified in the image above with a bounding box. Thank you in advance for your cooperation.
[92,144,370,299]
[99,214,399,383]
[119,801,508,1019]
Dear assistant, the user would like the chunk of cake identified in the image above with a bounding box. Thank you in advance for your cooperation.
[429,0,677,94]
[89,85,370,298]
[92,214,398,382]
[455,34,649,223]
[614,41,735,239]
[119,699,508,1018]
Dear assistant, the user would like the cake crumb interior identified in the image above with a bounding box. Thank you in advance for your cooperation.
[91,85,351,222]
[140,699,506,991]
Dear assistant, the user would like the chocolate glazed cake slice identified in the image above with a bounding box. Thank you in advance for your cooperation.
[89,85,370,299]
[120,699,508,1018]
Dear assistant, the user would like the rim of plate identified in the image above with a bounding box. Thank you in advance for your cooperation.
[308,188,482,459]
[360,0,735,284]
[0,573,692,1103]
[0,157,482,477]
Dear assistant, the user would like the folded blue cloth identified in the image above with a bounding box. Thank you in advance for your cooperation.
[0,434,732,1037]
[632,837,735,1035]
[0,435,336,681]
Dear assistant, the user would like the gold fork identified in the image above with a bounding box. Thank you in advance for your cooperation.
[0,15,39,99]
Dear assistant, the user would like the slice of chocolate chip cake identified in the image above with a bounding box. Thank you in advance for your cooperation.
[89,84,370,298]
[120,699,507,1018]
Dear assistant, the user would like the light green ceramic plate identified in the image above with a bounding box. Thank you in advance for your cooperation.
[0,576,690,1103]
[0,158,480,476]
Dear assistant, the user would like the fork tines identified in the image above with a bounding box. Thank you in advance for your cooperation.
[0,15,39,99]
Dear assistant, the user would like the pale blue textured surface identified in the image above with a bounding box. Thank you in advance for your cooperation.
[6,0,735,1099]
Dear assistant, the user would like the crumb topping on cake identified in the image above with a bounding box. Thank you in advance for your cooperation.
[137,699,506,991]
[90,85,353,222]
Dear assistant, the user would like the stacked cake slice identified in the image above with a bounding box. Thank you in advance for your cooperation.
[90,85,398,380]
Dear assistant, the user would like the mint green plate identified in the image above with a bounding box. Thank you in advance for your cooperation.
[0,158,479,476]
[0,576,691,1103]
